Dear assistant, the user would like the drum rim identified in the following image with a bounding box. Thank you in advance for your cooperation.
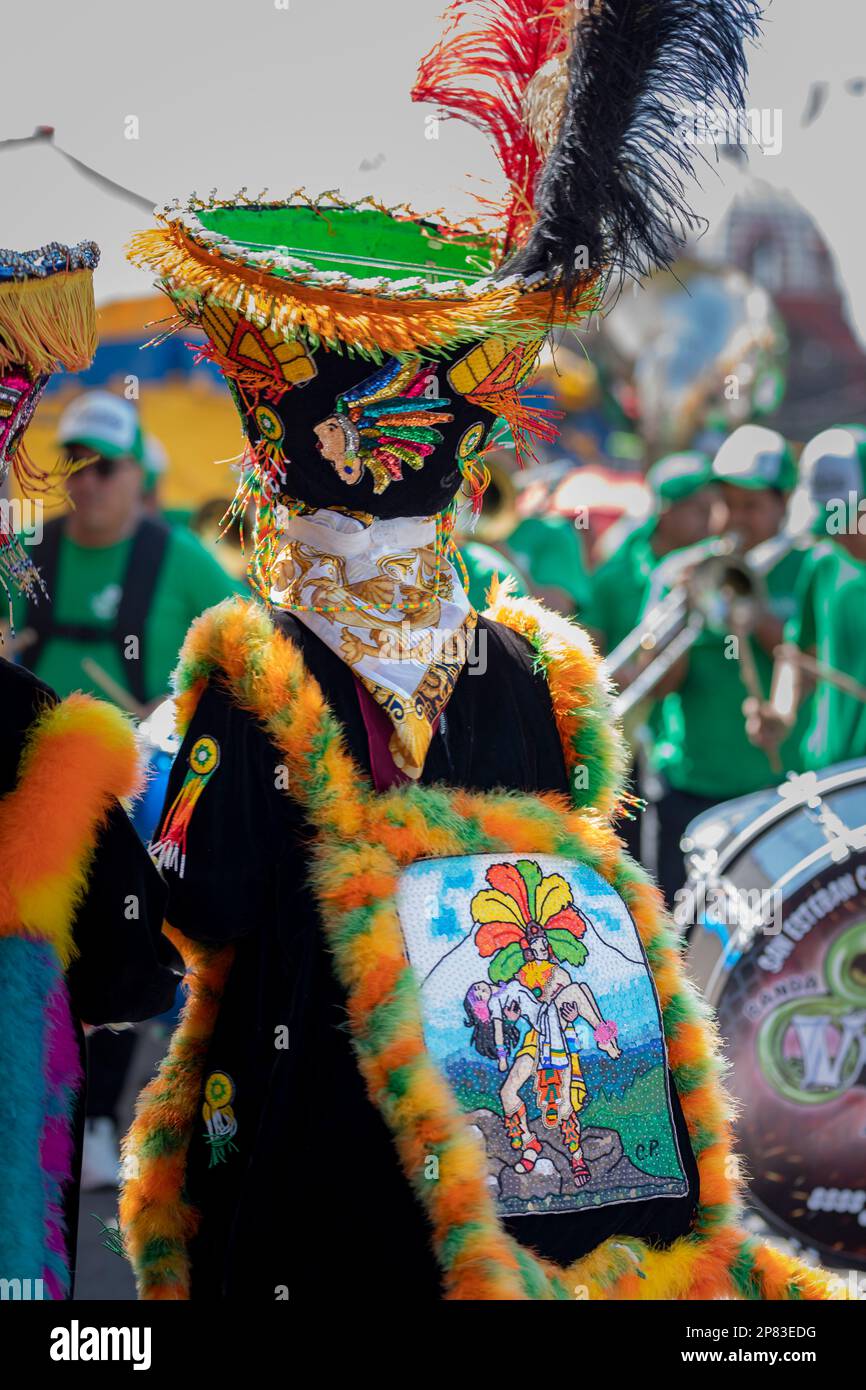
[744,1189,866,1273]
[686,772,866,1273]
[685,760,866,881]
[691,842,866,1006]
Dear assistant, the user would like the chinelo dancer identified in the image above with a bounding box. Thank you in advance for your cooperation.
[120,2,842,1302]
[0,242,180,1299]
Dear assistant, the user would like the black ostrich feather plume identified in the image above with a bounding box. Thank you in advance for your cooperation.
[501,0,763,309]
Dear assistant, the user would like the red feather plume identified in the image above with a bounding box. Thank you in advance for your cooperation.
[475,919,525,957]
[412,0,570,258]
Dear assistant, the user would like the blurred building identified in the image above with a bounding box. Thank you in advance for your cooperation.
[719,181,866,438]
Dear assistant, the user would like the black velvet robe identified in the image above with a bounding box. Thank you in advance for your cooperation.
[156,614,699,1301]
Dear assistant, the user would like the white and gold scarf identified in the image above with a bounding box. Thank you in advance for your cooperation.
[269,509,476,778]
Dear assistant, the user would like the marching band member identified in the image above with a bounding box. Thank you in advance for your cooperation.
[639,425,811,906]
[747,425,866,769]
[584,451,716,658]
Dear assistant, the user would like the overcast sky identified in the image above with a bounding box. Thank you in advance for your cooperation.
[2,1,865,335]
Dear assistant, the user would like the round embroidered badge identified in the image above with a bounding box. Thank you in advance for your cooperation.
[189,735,220,777]
[254,403,285,446]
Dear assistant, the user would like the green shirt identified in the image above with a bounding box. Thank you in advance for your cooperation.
[459,540,529,611]
[583,522,657,652]
[786,541,866,770]
[648,543,811,800]
[507,515,591,613]
[13,524,242,704]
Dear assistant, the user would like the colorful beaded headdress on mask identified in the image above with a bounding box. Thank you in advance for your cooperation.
[128,0,761,598]
[0,241,100,611]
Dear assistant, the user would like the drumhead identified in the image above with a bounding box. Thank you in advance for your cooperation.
[687,760,866,1268]
[683,757,866,879]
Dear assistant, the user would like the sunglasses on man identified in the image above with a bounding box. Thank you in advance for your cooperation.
[68,453,137,480]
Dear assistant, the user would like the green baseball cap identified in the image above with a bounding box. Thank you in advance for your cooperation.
[57,390,146,463]
[647,451,713,509]
[712,424,796,493]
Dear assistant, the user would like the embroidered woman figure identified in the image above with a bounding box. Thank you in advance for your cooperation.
[463,980,524,1062]
[464,979,544,1173]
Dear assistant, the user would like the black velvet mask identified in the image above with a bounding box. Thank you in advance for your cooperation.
[220,328,504,520]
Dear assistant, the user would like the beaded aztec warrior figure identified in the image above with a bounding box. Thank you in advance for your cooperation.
[465,860,622,1188]
[0,243,179,1300]
[122,1,842,1302]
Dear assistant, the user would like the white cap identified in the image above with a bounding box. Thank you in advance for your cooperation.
[799,427,866,506]
[57,391,145,462]
[712,424,796,492]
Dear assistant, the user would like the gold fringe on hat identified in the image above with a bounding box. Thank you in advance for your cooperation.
[0,268,99,375]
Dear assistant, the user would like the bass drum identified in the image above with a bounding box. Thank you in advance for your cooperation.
[684,758,866,1270]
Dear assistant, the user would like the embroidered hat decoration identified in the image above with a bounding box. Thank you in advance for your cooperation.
[0,241,100,613]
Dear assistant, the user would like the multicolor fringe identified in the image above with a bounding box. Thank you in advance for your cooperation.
[149,736,221,878]
[0,522,48,625]
[0,693,142,1298]
[127,221,595,363]
[120,597,846,1301]
[0,244,100,612]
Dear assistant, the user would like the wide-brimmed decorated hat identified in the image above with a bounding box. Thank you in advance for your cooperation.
[130,194,571,520]
[0,240,100,608]
[128,0,760,596]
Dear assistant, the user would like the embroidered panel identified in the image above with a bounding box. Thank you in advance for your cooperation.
[396,853,688,1217]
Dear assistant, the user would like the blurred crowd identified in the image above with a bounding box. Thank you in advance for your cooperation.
[462,350,866,913]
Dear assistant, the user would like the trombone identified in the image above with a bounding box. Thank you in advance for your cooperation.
[606,531,797,720]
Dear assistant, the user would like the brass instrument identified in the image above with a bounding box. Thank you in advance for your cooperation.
[602,259,786,460]
[607,531,796,720]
